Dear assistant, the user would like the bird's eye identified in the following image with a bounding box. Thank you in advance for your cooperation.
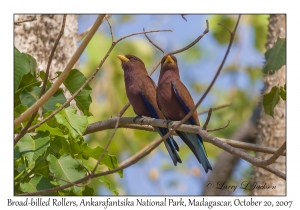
[132,57,137,61]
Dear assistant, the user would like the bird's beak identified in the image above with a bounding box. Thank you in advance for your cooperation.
[118,55,130,62]
[164,55,175,65]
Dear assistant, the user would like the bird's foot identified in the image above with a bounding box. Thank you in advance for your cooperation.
[133,116,146,125]
[164,120,172,128]
[133,116,141,124]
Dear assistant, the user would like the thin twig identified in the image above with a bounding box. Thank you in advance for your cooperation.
[74,158,91,176]
[14,15,67,145]
[92,113,121,174]
[261,165,286,180]
[14,14,107,127]
[143,28,165,53]
[257,142,286,167]
[105,16,114,42]
[202,108,212,130]
[198,103,231,115]
[27,29,171,132]
[14,15,37,25]
[207,120,230,132]
[170,19,209,55]
[181,14,187,22]
[49,173,91,188]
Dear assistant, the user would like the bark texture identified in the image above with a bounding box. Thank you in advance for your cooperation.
[252,14,286,195]
[14,14,78,78]
[14,14,78,108]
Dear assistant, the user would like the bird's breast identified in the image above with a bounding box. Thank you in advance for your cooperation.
[157,80,186,121]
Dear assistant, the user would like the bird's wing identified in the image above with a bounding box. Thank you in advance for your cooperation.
[171,80,200,126]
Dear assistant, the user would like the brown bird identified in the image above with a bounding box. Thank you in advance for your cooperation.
[157,54,212,172]
[118,54,182,166]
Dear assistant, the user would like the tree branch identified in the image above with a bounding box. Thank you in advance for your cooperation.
[84,116,286,156]
[143,28,165,53]
[198,103,231,115]
[14,14,107,127]
[14,15,67,144]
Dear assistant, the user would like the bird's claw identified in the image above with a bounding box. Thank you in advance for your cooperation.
[133,116,141,124]
[164,120,172,128]
[133,116,145,125]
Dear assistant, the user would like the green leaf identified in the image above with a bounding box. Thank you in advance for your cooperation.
[20,175,52,194]
[263,86,281,117]
[81,143,123,177]
[98,176,119,195]
[16,132,50,164]
[36,123,67,138]
[19,86,66,114]
[61,69,92,116]
[16,73,41,94]
[81,186,94,196]
[14,47,34,91]
[262,38,286,74]
[14,104,27,119]
[46,153,86,194]
[39,71,52,88]
[280,85,286,101]
[55,106,88,139]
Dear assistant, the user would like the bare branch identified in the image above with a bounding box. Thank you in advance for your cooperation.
[14,15,67,144]
[207,120,230,132]
[181,14,187,22]
[198,103,231,115]
[143,28,165,53]
[49,173,91,188]
[105,16,114,42]
[84,116,286,156]
[169,19,209,55]
[202,108,212,130]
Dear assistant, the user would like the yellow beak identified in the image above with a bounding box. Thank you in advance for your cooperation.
[118,55,130,62]
[164,55,175,64]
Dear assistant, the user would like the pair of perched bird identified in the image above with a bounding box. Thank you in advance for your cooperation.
[118,54,212,173]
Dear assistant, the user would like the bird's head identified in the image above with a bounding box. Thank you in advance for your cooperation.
[160,54,179,74]
[117,54,146,73]
[161,54,178,68]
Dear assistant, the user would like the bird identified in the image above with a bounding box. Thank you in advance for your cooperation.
[118,54,182,166]
[156,54,212,173]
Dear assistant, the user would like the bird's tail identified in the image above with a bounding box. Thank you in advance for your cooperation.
[177,131,212,173]
[154,127,182,166]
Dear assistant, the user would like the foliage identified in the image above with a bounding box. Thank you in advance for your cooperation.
[262,38,286,117]
[14,47,121,195]
[262,38,286,75]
